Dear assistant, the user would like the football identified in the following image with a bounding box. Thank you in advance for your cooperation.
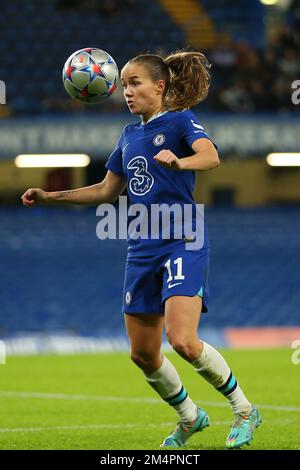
[62,48,118,103]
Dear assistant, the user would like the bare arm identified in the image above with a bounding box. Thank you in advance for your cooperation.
[180,138,220,171]
[153,138,220,171]
[21,170,126,207]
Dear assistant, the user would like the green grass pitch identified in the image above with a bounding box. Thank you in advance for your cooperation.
[0,348,299,450]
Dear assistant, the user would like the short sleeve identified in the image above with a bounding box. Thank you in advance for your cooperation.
[178,110,217,149]
[105,131,125,177]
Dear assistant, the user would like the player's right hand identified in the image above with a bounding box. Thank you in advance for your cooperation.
[21,188,48,207]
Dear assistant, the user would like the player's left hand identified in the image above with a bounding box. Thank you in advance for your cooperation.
[153,150,182,170]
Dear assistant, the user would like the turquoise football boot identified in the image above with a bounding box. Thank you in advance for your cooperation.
[226,405,262,449]
[160,407,210,448]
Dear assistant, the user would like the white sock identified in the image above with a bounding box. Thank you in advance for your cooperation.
[145,355,198,423]
[192,341,252,415]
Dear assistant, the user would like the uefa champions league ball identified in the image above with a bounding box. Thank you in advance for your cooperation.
[62,48,118,103]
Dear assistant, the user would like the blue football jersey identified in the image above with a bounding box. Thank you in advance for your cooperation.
[105,109,212,257]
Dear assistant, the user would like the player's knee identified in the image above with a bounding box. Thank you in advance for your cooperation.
[172,341,193,361]
[130,350,157,371]
[167,334,198,362]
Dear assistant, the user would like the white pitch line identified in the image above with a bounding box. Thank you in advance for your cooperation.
[0,391,300,412]
[0,419,298,434]
[0,423,138,433]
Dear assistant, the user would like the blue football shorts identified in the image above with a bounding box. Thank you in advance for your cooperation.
[122,248,209,315]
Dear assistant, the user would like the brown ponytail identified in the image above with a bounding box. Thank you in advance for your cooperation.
[164,51,211,111]
[128,50,211,111]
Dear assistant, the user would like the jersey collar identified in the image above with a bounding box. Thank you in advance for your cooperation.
[141,111,168,125]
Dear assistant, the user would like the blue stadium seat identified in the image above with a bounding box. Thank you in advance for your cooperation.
[0,0,185,106]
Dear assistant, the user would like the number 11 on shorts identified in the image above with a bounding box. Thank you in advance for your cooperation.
[165,257,185,283]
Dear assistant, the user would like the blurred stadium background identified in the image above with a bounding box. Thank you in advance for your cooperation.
[0,0,300,356]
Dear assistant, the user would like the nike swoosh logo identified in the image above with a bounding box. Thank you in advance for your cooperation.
[167,282,183,289]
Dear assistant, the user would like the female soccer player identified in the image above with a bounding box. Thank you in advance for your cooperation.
[21,51,261,449]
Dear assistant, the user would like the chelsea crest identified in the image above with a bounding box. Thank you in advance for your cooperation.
[153,134,165,146]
